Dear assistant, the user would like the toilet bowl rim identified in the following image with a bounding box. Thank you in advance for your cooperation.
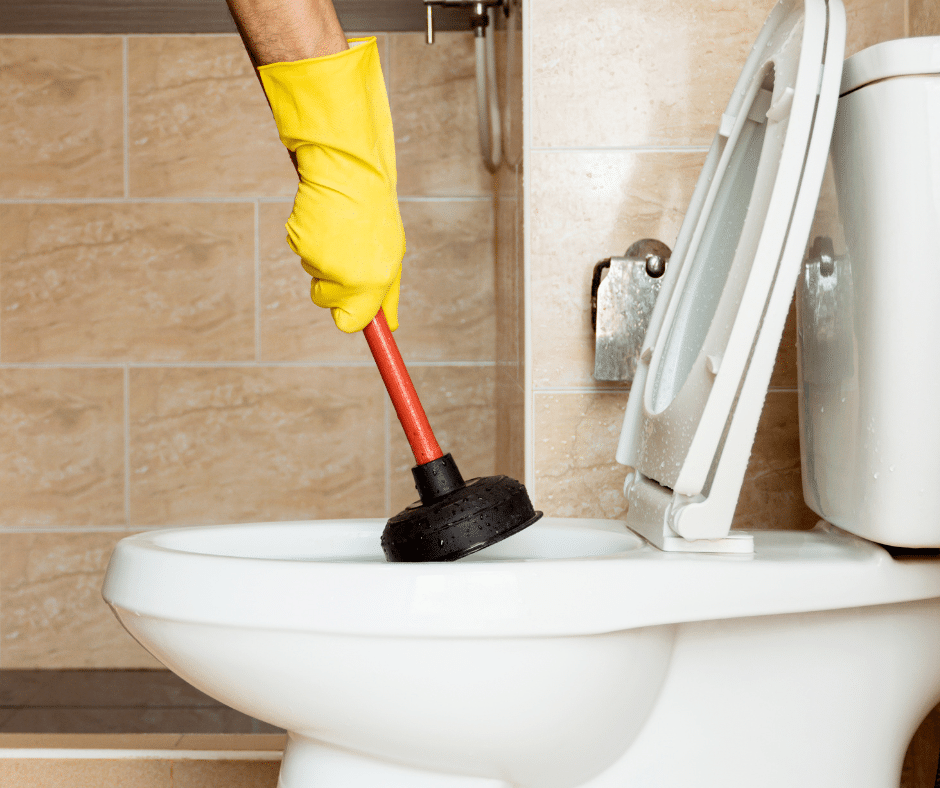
[102,519,940,639]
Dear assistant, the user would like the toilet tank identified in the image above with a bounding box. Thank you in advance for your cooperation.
[797,38,940,547]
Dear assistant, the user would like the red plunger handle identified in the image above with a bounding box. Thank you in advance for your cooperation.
[363,310,443,466]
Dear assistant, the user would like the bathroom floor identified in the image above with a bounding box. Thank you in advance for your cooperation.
[0,670,282,734]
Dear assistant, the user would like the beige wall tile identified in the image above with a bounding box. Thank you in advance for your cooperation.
[127,36,296,198]
[0,37,123,199]
[129,367,386,526]
[258,202,370,363]
[389,33,492,197]
[770,298,798,390]
[0,203,255,363]
[395,200,496,362]
[532,391,815,531]
[0,368,124,528]
[529,0,776,148]
[170,760,280,788]
[389,366,497,513]
[529,0,904,149]
[732,391,818,531]
[911,0,940,35]
[844,0,907,54]
[530,150,705,389]
[532,392,628,520]
[261,200,495,363]
[0,759,171,788]
[0,532,163,668]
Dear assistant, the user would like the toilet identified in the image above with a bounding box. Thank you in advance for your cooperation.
[102,1,940,787]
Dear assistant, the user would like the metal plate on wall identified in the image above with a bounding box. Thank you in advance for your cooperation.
[593,239,671,383]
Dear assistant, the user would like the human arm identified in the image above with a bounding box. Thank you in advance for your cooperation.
[225,0,407,333]
[225,0,347,66]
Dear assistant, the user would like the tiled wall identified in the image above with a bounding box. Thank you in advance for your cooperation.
[0,32,497,668]
[523,0,909,526]
[911,0,940,35]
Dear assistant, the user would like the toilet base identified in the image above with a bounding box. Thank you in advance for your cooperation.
[277,736,511,788]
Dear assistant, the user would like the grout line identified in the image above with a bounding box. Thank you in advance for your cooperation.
[531,386,800,395]
[532,386,629,395]
[0,196,494,206]
[122,36,130,198]
[529,145,711,153]
[397,195,492,202]
[123,365,131,527]
[254,201,261,362]
[0,360,498,369]
[0,197,261,205]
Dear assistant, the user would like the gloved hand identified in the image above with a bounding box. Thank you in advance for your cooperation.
[259,37,406,333]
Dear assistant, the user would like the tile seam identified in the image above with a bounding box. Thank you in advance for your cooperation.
[531,386,800,394]
[0,361,498,369]
[530,146,711,153]
[0,198,265,205]
[397,196,493,202]
[532,387,629,395]
[0,196,493,205]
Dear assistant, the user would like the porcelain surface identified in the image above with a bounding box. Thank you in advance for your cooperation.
[103,517,940,788]
[104,518,940,638]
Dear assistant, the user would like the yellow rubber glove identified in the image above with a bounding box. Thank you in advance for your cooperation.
[258,37,406,333]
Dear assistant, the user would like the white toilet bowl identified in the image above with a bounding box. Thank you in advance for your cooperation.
[103,0,940,786]
[103,518,940,788]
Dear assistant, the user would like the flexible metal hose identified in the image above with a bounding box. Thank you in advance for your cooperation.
[475,9,502,173]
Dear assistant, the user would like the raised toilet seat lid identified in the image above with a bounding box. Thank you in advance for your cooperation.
[617,0,846,553]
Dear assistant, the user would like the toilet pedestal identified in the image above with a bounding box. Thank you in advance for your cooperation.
[277,737,510,788]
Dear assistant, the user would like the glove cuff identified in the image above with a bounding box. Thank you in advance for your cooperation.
[258,37,390,155]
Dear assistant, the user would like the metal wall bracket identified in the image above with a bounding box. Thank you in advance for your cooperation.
[592,239,671,382]
[423,0,505,43]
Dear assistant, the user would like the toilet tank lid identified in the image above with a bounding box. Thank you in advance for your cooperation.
[841,36,940,95]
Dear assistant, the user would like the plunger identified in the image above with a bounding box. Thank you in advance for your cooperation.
[362,309,542,562]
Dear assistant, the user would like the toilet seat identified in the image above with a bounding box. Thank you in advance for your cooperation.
[617,0,846,553]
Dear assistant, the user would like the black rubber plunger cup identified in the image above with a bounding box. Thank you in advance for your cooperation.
[363,310,542,562]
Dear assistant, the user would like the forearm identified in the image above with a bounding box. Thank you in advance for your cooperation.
[225,0,348,66]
